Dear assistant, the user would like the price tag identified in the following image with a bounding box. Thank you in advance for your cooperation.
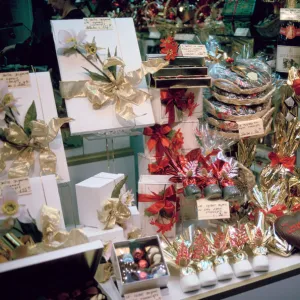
[197,199,230,220]
[174,33,195,41]
[178,44,207,57]
[0,71,31,88]
[125,288,162,300]
[234,28,250,37]
[84,18,113,30]
[148,26,161,39]
[237,118,264,138]
[0,177,31,196]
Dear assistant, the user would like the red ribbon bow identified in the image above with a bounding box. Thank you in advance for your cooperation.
[260,204,287,218]
[148,157,170,174]
[138,185,179,234]
[268,152,296,173]
[143,124,171,162]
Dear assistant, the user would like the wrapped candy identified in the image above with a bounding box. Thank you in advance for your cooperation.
[288,66,300,100]
[192,230,217,287]
[251,184,294,257]
[162,237,200,293]
[228,224,252,277]
[245,212,272,272]
[260,113,300,190]
[204,227,233,280]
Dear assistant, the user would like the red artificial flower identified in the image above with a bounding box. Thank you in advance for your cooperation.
[160,36,176,48]
[186,92,198,116]
[160,36,178,61]
[148,157,170,174]
[226,57,234,64]
[150,214,178,234]
[292,78,300,95]
[170,129,184,154]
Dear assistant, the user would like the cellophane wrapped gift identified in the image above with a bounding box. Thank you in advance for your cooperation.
[138,175,179,238]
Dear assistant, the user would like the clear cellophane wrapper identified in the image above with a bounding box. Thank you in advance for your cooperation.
[251,184,294,256]
[209,59,272,95]
[287,173,300,209]
[204,98,272,121]
[260,113,300,190]
[211,86,275,106]
[207,107,274,132]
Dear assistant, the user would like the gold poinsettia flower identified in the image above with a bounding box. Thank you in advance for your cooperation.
[2,200,19,216]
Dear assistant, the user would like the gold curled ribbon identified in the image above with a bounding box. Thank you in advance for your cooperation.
[60,58,169,120]
[95,262,114,283]
[0,118,72,178]
[97,198,131,230]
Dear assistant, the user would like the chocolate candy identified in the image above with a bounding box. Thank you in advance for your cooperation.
[123,253,134,263]
[151,264,167,278]
[146,246,162,265]
[132,248,144,261]
[138,271,148,280]
[138,259,149,269]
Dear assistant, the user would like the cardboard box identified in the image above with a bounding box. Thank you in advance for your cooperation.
[51,18,155,135]
[1,72,70,183]
[76,172,125,228]
[150,88,203,124]
[138,175,176,238]
[111,235,170,295]
[82,225,125,243]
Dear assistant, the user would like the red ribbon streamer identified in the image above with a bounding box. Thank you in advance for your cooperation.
[268,152,296,172]
[260,204,287,218]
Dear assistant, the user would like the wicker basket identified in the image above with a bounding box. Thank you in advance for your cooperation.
[255,17,280,38]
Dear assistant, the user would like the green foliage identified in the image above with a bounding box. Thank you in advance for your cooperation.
[24,101,37,136]
[83,67,110,83]
[111,175,128,198]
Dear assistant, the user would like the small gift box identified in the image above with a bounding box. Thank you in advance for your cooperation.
[111,235,170,295]
[82,225,124,243]
[138,175,178,238]
[76,172,126,228]
[147,54,206,67]
[150,88,203,125]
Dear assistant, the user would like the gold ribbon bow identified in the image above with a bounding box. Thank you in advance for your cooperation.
[98,198,131,230]
[0,118,72,178]
[60,57,169,120]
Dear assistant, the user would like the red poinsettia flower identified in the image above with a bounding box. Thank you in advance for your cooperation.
[292,78,300,95]
[160,36,176,48]
[186,92,198,116]
[170,129,184,154]
[160,36,178,61]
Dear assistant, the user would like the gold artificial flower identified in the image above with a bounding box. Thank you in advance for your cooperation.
[1,201,19,216]
[83,37,105,60]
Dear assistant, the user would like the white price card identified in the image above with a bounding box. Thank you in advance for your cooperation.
[237,118,264,138]
[0,71,31,88]
[125,288,162,300]
[197,199,230,220]
[84,18,113,30]
[178,44,207,57]
[0,177,31,196]
[234,28,250,37]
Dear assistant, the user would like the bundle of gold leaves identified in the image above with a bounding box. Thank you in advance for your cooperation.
[260,112,300,191]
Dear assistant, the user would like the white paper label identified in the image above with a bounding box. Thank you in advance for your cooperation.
[178,44,207,57]
[285,97,295,108]
[0,71,31,88]
[237,118,264,138]
[276,45,300,73]
[280,8,300,21]
[234,28,250,37]
[174,33,195,41]
[197,199,230,220]
[0,177,31,196]
[148,26,161,39]
[125,288,162,300]
[84,18,113,30]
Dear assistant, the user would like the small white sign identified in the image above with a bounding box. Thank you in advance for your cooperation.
[174,33,195,41]
[84,18,113,31]
[0,177,31,196]
[234,28,251,37]
[0,71,31,88]
[237,118,264,138]
[125,288,162,300]
[197,199,230,220]
[178,44,207,57]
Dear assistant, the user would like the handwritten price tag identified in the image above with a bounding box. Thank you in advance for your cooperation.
[0,177,31,196]
[0,71,31,88]
[125,288,162,300]
[197,199,230,220]
[84,18,113,30]
[234,28,250,37]
[178,44,207,57]
[237,118,264,138]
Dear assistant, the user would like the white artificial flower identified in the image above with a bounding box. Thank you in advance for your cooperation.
[83,37,105,61]
[120,190,135,206]
[58,29,86,54]
[0,186,20,220]
[0,81,18,120]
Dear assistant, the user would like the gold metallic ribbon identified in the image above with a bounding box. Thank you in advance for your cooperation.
[0,118,72,178]
[98,198,131,230]
[95,262,114,283]
[60,58,169,120]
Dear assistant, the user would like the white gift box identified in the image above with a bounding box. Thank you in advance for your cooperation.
[51,18,155,135]
[111,235,170,295]
[0,72,69,183]
[138,153,158,176]
[150,88,203,125]
[82,225,125,243]
[138,175,176,238]
[76,172,125,227]
[19,175,65,229]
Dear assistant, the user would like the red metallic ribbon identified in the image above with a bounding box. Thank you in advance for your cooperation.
[143,124,171,161]
[148,157,170,174]
[260,204,287,218]
[211,159,235,187]
[268,152,296,173]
